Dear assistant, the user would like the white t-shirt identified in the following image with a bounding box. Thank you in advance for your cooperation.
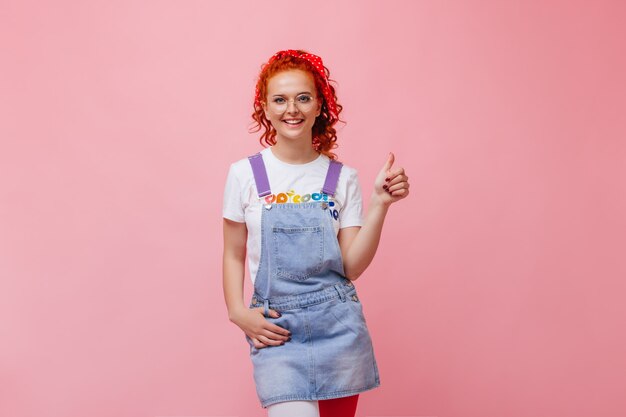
[222,146,364,284]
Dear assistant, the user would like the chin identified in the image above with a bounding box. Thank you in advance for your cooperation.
[277,128,312,141]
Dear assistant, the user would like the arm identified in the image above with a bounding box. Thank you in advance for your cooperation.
[339,197,389,281]
[339,152,410,281]
[222,218,248,322]
[222,218,291,348]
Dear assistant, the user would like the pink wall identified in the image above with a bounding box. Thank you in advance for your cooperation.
[1,1,625,416]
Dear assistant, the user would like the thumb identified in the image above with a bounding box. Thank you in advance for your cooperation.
[382,152,395,173]
[270,309,282,318]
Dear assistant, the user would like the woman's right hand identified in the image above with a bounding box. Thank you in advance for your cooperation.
[230,306,291,349]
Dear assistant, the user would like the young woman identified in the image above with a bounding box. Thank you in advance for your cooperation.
[222,49,410,417]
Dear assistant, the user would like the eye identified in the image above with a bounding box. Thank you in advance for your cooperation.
[297,95,313,103]
[273,97,286,104]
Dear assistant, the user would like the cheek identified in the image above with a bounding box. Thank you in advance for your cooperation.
[267,115,283,129]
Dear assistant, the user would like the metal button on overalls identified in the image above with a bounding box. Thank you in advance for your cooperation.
[243,150,381,409]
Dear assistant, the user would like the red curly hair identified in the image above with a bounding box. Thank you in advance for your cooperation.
[249,50,344,161]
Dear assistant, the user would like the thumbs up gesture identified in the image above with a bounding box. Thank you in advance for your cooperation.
[374,152,410,207]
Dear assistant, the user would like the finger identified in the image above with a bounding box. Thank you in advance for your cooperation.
[252,306,280,320]
[257,333,286,346]
[386,173,408,188]
[382,152,395,174]
[252,337,268,349]
[266,320,291,337]
[389,188,409,197]
[264,322,291,337]
[261,327,291,341]
[386,167,405,181]
[387,181,409,193]
[268,309,282,318]
[254,307,284,320]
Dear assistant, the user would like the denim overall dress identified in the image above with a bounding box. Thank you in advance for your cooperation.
[244,151,381,408]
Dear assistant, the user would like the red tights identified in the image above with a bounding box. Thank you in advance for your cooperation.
[319,394,359,417]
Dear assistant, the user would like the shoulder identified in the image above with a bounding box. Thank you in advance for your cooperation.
[227,153,257,180]
[333,159,360,184]
[331,158,363,213]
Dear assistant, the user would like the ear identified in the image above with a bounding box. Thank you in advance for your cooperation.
[316,99,322,117]
[261,101,269,119]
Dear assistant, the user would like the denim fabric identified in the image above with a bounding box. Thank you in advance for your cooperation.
[255,203,347,299]
[245,197,381,408]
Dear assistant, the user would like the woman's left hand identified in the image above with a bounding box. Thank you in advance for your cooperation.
[373,152,410,206]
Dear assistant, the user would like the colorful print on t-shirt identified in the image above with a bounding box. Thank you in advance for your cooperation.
[262,189,340,221]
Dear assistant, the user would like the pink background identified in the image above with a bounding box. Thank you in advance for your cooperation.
[1,1,625,416]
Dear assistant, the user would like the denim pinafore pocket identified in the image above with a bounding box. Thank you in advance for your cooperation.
[272,224,324,281]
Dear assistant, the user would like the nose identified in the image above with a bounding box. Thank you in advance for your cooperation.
[286,99,299,114]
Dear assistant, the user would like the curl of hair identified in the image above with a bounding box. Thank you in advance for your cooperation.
[249,50,344,161]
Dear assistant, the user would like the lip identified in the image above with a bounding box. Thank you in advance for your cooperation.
[282,119,304,128]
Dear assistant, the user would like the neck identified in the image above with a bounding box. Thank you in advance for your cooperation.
[271,136,320,164]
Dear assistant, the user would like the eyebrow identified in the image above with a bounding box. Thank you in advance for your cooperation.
[271,91,313,97]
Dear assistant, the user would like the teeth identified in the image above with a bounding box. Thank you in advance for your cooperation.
[284,120,303,124]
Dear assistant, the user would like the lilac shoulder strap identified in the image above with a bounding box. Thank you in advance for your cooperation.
[322,159,343,197]
[247,152,272,197]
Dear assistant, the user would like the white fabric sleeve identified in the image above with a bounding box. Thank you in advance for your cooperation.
[339,168,364,229]
[222,163,245,223]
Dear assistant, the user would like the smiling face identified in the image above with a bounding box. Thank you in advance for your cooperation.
[262,69,322,145]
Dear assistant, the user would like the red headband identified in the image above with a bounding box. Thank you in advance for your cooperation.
[254,50,339,120]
